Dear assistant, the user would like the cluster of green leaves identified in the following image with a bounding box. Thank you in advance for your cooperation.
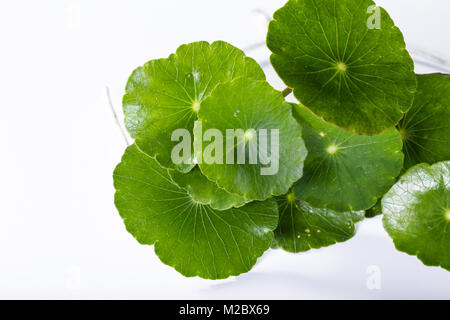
[114,0,450,279]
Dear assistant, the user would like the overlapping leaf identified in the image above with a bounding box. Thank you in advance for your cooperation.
[112,2,450,278]
[267,0,416,135]
[398,74,450,169]
[123,41,265,172]
[292,104,404,212]
[383,161,450,271]
[113,145,278,279]
[274,192,364,253]
[169,167,246,210]
[195,78,307,201]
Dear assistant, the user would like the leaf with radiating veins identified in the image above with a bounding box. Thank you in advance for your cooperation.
[383,161,450,271]
[274,191,364,253]
[267,0,416,135]
[195,78,307,201]
[113,145,279,279]
[398,73,450,170]
[123,41,265,172]
[292,104,404,212]
[169,167,247,211]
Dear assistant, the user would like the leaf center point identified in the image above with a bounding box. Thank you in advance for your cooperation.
[326,144,339,155]
[445,210,450,221]
[335,62,347,73]
[286,192,296,202]
[399,128,410,142]
[192,100,200,113]
[244,130,255,141]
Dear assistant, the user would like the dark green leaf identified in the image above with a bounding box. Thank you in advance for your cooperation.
[267,0,416,135]
[398,73,450,169]
[274,191,364,253]
[365,199,382,218]
[123,41,265,172]
[113,145,279,279]
[292,104,404,211]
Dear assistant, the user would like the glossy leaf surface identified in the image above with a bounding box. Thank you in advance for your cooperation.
[169,167,246,210]
[274,192,364,253]
[293,104,403,211]
[383,161,450,271]
[398,74,450,169]
[113,145,278,279]
[123,41,265,172]
[196,78,307,201]
[267,0,416,134]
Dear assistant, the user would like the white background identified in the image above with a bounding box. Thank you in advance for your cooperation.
[0,0,449,299]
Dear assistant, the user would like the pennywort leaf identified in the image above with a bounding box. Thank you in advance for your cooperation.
[169,167,247,211]
[274,191,364,253]
[383,161,450,271]
[292,104,404,212]
[113,145,279,279]
[398,73,450,170]
[195,78,307,201]
[267,0,416,135]
[123,41,265,172]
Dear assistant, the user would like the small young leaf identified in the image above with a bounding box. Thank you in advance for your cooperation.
[196,78,307,201]
[383,161,450,271]
[398,73,450,169]
[267,0,416,135]
[292,104,404,212]
[113,145,279,279]
[123,41,265,172]
[169,167,246,210]
[274,192,364,253]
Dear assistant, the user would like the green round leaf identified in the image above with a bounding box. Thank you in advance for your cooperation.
[123,41,265,172]
[195,78,307,201]
[274,191,364,253]
[292,104,404,212]
[398,73,450,170]
[169,167,246,211]
[383,161,450,271]
[113,145,278,279]
[267,0,416,135]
